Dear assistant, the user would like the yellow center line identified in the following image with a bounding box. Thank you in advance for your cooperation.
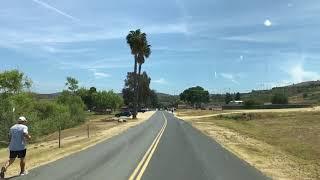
[135,113,167,179]
[128,112,168,180]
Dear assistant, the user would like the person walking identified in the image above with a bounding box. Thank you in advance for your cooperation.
[0,116,31,179]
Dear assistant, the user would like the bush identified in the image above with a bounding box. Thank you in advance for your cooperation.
[244,99,259,108]
[57,91,86,124]
[272,93,288,104]
[303,93,308,99]
[0,91,86,143]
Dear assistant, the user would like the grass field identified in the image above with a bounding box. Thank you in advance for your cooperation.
[205,112,320,162]
[178,109,320,179]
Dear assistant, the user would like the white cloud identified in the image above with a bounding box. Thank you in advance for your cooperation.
[145,23,189,35]
[58,58,131,70]
[287,63,320,83]
[221,36,265,43]
[152,78,167,84]
[32,0,79,22]
[264,19,272,27]
[220,73,240,85]
[93,72,110,78]
[42,46,92,54]
[237,55,244,62]
[89,69,110,79]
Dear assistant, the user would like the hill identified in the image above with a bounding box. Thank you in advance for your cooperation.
[211,80,320,105]
[157,92,179,107]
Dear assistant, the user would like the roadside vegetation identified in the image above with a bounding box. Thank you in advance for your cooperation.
[122,71,158,109]
[0,70,123,147]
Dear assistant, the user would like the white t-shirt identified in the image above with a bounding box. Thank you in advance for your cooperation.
[9,124,28,151]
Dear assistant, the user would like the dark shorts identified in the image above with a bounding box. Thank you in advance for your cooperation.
[9,149,26,159]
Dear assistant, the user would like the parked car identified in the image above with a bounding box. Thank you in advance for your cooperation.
[115,111,132,117]
[138,108,149,113]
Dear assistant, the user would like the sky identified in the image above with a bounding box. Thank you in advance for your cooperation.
[1,0,320,94]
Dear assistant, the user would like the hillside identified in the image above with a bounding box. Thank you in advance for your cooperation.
[211,80,320,105]
[157,92,179,107]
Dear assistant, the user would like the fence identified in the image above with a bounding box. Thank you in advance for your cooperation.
[222,104,312,110]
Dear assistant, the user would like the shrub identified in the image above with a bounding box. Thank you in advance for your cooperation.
[272,93,288,104]
[303,93,308,99]
[0,91,86,143]
[244,99,259,108]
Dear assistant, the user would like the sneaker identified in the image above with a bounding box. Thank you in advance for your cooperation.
[20,171,28,176]
[0,167,5,179]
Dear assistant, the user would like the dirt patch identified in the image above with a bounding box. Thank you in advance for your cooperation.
[0,111,155,177]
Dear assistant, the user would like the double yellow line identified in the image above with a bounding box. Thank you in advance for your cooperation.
[129,112,168,180]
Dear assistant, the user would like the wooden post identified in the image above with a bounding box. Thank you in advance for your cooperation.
[87,124,90,138]
[58,127,61,148]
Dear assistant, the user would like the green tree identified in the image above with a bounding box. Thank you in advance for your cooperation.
[92,91,123,112]
[0,70,32,94]
[89,87,97,94]
[235,92,241,100]
[148,90,159,108]
[122,72,152,108]
[271,93,288,104]
[57,90,85,123]
[126,29,150,119]
[76,87,97,110]
[65,77,79,93]
[225,93,233,104]
[180,86,210,108]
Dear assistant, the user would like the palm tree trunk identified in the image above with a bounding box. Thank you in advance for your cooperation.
[137,63,142,110]
[132,55,138,119]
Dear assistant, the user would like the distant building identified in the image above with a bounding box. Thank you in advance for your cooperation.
[177,104,192,109]
[229,100,244,105]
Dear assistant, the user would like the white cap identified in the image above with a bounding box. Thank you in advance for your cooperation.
[18,116,27,122]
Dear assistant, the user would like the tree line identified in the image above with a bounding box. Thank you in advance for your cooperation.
[178,85,289,108]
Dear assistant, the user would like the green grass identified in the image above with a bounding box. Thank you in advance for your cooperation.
[201,111,320,162]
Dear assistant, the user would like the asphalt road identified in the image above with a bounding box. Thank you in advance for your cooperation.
[13,111,269,180]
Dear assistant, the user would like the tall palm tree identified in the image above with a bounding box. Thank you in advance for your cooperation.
[137,42,151,108]
[137,43,151,76]
[126,29,148,119]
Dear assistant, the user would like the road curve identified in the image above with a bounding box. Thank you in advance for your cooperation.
[15,111,269,180]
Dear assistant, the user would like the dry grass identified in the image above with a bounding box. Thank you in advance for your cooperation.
[176,109,230,118]
[0,111,155,177]
[178,109,320,180]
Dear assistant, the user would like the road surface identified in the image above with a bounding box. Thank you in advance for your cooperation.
[14,111,268,180]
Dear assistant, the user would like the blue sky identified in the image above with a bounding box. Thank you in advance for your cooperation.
[1,0,320,94]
